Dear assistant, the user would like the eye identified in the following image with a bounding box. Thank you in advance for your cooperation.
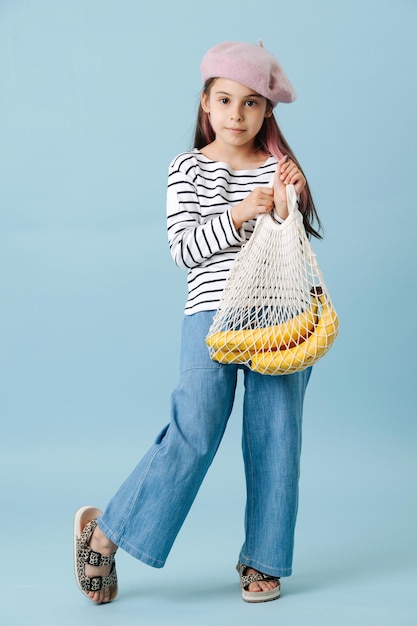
[245,100,258,107]
[219,97,229,104]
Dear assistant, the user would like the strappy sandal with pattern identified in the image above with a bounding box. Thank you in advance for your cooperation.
[236,562,280,603]
[74,506,118,602]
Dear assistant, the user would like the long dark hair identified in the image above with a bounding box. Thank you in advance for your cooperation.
[193,78,322,239]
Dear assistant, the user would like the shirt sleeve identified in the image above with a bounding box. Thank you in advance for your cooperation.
[166,161,246,270]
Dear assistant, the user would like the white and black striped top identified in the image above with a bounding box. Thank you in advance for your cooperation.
[167,149,278,315]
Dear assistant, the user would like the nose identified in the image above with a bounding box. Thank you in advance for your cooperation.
[230,104,243,121]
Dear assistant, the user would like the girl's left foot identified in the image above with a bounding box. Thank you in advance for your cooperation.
[236,562,281,603]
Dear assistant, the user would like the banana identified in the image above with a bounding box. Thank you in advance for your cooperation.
[250,302,338,375]
[211,348,255,364]
[206,297,319,355]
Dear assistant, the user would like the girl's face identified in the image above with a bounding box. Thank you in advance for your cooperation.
[201,78,272,150]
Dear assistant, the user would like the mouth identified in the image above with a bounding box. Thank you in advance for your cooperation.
[226,127,245,134]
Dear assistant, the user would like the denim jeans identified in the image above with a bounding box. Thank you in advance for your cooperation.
[98,311,311,577]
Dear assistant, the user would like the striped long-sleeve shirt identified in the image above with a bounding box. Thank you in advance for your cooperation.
[167,149,278,315]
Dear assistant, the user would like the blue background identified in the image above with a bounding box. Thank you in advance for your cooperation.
[1,0,416,624]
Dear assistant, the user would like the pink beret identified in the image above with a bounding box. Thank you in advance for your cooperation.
[200,40,296,107]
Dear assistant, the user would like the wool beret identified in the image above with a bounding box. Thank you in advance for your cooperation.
[200,40,296,107]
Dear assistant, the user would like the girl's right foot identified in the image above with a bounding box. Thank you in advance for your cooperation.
[85,524,118,603]
[74,506,118,604]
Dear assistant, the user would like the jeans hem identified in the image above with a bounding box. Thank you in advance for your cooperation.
[238,553,292,578]
[97,518,166,569]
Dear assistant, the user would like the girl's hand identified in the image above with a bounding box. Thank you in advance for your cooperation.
[231,156,307,229]
[231,186,274,230]
[273,155,306,220]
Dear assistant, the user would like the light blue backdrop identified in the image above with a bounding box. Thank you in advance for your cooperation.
[1,1,416,625]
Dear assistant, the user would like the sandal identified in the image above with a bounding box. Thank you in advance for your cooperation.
[236,561,280,603]
[73,506,118,602]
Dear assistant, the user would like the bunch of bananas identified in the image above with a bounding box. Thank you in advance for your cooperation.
[206,288,338,374]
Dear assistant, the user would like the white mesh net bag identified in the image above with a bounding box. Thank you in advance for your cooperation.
[206,183,338,375]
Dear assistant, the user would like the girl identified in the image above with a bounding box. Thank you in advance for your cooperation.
[74,40,322,605]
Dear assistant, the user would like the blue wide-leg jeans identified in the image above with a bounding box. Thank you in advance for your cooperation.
[98,311,311,577]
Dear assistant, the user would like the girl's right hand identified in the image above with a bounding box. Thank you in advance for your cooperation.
[231,186,275,230]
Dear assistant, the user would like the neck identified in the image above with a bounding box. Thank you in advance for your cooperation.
[201,140,269,170]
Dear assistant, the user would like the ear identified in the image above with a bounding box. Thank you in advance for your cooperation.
[201,90,210,113]
[264,106,273,119]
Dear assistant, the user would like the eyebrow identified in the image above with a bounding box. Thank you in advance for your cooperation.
[215,90,262,98]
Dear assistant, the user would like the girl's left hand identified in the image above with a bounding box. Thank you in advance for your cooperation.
[273,155,306,219]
